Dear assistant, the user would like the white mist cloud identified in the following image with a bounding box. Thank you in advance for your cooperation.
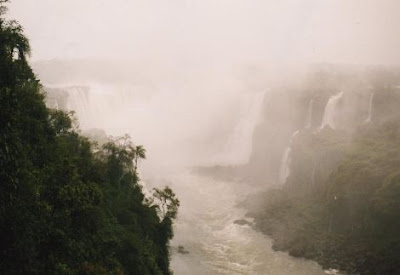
[7,0,400,66]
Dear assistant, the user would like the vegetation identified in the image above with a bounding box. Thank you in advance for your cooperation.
[247,85,400,274]
[0,2,178,274]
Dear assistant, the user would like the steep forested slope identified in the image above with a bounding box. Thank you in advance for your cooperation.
[0,2,178,274]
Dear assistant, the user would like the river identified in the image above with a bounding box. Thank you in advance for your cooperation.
[145,170,326,275]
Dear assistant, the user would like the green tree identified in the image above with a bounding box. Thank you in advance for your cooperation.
[134,145,146,170]
[153,186,180,220]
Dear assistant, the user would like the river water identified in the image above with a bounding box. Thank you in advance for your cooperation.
[154,171,326,275]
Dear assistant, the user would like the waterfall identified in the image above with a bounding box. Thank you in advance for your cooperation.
[68,85,126,130]
[278,97,314,185]
[215,91,266,165]
[46,83,267,168]
[364,92,374,123]
[305,99,314,128]
[278,97,315,184]
[320,91,344,129]
[45,84,141,131]
[65,86,92,128]
[279,130,299,184]
[279,147,292,184]
[45,97,59,109]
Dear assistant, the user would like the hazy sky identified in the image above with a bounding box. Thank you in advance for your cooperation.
[7,0,400,66]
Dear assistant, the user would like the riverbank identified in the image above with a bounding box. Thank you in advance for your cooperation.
[243,183,400,275]
[168,171,326,274]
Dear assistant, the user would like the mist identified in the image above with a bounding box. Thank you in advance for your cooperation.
[5,0,400,274]
[9,0,400,66]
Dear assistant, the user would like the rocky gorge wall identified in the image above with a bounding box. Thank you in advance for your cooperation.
[247,65,400,186]
[244,65,400,274]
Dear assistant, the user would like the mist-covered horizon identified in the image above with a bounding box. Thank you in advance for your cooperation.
[8,0,400,67]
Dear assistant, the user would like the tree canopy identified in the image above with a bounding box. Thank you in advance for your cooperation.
[0,2,178,274]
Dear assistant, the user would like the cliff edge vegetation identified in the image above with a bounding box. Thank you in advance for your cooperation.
[0,2,178,274]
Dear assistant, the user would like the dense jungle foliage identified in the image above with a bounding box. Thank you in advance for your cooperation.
[0,2,178,273]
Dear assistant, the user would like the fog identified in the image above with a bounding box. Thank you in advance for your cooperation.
[9,0,400,66]
[8,0,400,274]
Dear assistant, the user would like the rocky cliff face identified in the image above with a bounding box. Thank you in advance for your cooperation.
[245,65,400,274]
[247,65,400,186]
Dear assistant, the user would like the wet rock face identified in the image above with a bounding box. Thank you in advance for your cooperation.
[248,66,400,186]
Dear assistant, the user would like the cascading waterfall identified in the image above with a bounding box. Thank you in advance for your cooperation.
[65,86,92,128]
[279,130,299,184]
[279,97,316,185]
[46,84,146,132]
[278,97,317,185]
[67,85,125,130]
[364,92,374,123]
[46,97,59,109]
[320,91,344,129]
[216,91,266,165]
[305,98,314,128]
[279,147,292,184]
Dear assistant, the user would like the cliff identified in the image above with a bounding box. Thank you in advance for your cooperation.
[245,65,400,274]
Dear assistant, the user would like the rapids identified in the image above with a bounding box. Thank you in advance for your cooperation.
[167,171,325,274]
